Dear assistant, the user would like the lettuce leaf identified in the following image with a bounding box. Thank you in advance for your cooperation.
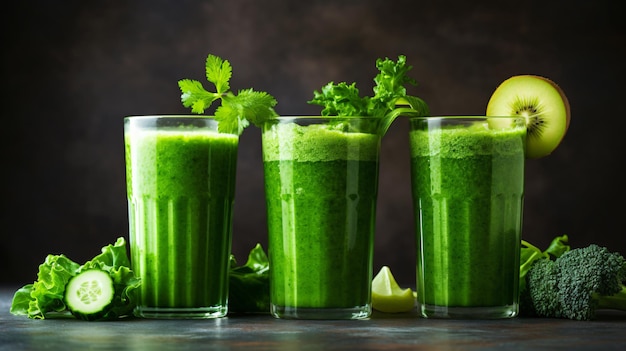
[10,237,140,320]
[80,237,141,319]
[10,254,80,319]
[11,238,270,318]
[228,243,270,313]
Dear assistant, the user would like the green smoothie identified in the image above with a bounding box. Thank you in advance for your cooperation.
[124,117,238,318]
[409,117,525,318]
[262,120,381,319]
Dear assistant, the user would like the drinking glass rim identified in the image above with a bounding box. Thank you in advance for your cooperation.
[408,115,523,120]
[124,115,216,120]
[266,115,388,121]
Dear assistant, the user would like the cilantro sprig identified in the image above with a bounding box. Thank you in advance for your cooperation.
[308,55,430,134]
[178,54,278,135]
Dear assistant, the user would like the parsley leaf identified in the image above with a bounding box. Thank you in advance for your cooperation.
[205,54,232,94]
[179,54,278,134]
[308,55,430,135]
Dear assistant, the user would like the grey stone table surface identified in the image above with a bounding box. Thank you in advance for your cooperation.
[1,286,625,351]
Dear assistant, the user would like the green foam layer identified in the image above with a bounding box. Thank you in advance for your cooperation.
[409,125,526,158]
[262,123,381,162]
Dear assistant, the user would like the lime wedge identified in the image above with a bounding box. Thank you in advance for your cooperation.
[371,266,415,313]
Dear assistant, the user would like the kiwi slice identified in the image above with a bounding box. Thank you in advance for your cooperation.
[486,75,571,159]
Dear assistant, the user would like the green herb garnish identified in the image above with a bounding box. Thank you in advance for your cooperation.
[178,54,278,134]
[308,55,430,134]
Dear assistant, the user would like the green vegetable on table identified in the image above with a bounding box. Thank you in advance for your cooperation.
[307,55,430,134]
[12,234,625,320]
[64,269,116,321]
[519,235,626,320]
[228,243,270,313]
[10,239,272,320]
[10,237,140,320]
[178,53,278,135]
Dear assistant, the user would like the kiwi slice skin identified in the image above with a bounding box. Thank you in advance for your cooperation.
[486,75,571,159]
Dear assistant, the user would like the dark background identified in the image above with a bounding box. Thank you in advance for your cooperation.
[2,0,624,286]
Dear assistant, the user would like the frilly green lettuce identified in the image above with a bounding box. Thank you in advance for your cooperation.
[11,238,271,319]
[228,243,270,313]
[10,237,140,320]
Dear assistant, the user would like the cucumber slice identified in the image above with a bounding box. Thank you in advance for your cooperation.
[64,269,115,321]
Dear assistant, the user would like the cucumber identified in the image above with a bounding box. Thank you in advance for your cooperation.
[64,269,115,321]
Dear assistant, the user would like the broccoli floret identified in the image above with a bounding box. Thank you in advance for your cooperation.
[526,259,561,317]
[556,245,626,320]
[518,235,570,316]
[522,244,626,320]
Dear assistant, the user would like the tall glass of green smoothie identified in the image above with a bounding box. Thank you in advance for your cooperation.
[262,116,382,320]
[124,115,238,319]
[409,116,526,319]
